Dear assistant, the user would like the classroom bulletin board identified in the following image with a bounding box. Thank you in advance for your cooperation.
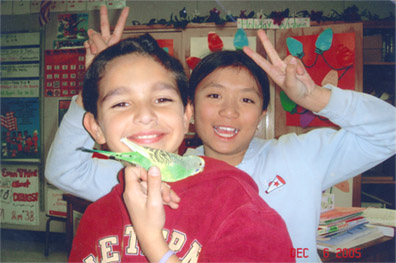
[1,32,41,162]
[1,32,42,226]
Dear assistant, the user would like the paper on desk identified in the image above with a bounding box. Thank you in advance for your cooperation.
[363,207,396,227]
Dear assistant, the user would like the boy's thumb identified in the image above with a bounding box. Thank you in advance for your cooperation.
[147,166,162,203]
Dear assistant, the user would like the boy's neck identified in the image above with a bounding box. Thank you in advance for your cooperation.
[203,146,245,167]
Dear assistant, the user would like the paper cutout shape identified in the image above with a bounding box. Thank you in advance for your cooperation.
[286,37,304,59]
[315,28,333,54]
[335,180,350,193]
[186,56,201,70]
[300,111,316,128]
[233,28,249,50]
[321,69,339,86]
[208,32,223,52]
[280,90,297,113]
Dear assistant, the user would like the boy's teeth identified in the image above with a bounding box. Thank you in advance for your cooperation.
[214,126,239,137]
[136,134,157,139]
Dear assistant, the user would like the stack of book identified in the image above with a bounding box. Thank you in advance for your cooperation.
[317,207,385,252]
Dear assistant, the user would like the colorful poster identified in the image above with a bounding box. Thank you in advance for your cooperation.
[1,98,40,161]
[0,164,40,226]
[44,49,85,97]
[285,31,355,127]
[57,13,88,40]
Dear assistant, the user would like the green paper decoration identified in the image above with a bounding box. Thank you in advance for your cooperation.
[280,90,297,113]
[286,37,304,59]
[233,28,249,50]
[315,28,333,54]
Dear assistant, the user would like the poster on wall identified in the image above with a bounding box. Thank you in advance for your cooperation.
[54,13,88,49]
[1,80,40,98]
[0,32,41,99]
[44,49,85,97]
[0,164,40,226]
[1,98,40,161]
[284,30,355,127]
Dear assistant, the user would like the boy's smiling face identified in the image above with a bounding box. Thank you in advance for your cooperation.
[84,54,192,154]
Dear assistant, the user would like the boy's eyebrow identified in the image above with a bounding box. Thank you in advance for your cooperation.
[153,82,178,93]
[101,87,129,103]
[101,82,179,103]
[202,82,262,97]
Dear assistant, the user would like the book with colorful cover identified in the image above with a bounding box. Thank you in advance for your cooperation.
[318,216,368,236]
[319,207,366,225]
[317,224,384,252]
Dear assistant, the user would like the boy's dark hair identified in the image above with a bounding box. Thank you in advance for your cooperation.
[83,34,188,118]
[189,50,270,111]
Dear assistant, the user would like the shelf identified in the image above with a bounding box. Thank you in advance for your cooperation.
[364,62,396,66]
[362,176,396,184]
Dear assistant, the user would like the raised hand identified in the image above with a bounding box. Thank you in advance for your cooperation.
[243,29,331,113]
[85,5,129,68]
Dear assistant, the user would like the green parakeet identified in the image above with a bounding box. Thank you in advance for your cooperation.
[77,137,205,182]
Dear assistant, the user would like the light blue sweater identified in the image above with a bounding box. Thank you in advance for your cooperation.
[45,85,396,262]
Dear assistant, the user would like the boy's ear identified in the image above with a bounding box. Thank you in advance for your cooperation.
[183,103,193,134]
[83,112,106,145]
[260,109,267,120]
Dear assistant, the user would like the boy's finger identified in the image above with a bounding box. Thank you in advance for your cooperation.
[147,167,163,207]
[170,189,181,203]
[257,30,286,70]
[161,182,172,203]
[88,29,108,53]
[110,7,129,46]
[124,166,142,192]
[243,46,272,74]
[285,57,298,89]
[100,5,110,39]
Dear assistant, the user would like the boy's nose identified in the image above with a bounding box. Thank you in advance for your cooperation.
[133,105,158,125]
[219,101,239,119]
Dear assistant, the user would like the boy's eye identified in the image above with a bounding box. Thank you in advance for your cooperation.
[155,98,173,103]
[112,102,129,108]
[208,94,220,99]
[242,98,255,103]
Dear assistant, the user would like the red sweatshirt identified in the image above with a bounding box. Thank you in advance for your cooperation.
[69,157,294,262]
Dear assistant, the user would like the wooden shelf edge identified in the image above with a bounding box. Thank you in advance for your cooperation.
[362,176,396,184]
[364,62,396,66]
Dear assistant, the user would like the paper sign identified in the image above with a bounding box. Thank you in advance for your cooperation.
[1,80,40,98]
[46,185,67,218]
[0,165,40,226]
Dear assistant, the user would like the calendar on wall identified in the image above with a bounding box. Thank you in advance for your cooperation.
[44,49,85,97]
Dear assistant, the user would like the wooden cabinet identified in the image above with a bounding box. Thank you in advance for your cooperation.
[360,21,395,209]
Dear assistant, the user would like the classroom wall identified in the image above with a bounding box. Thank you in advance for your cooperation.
[1,0,394,233]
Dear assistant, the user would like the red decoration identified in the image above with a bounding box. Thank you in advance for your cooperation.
[186,57,201,70]
[208,32,223,52]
